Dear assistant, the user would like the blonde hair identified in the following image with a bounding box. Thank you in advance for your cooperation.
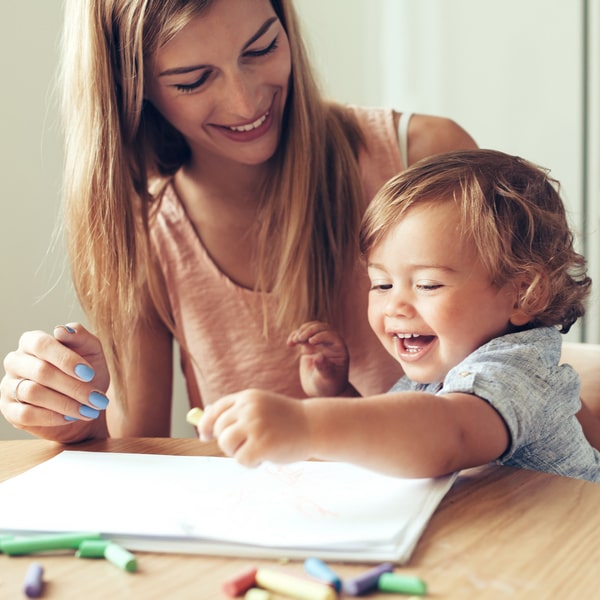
[61,0,365,400]
[360,149,591,333]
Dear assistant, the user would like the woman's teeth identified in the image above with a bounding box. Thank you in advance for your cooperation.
[229,112,268,132]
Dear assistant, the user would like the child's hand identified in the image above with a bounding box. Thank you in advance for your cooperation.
[287,321,350,397]
[198,390,311,467]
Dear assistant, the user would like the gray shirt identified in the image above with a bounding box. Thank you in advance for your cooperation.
[389,327,600,483]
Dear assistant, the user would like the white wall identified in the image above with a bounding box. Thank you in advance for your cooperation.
[1,1,597,440]
[296,0,598,343]
[1,5,73,440]
[0,4,191,440]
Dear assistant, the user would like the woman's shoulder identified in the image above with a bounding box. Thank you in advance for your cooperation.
[341,104,477,162]
[405,113,478,164]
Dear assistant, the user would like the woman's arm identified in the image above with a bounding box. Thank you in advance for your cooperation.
[562,342,600,449]
[106,309,174,438]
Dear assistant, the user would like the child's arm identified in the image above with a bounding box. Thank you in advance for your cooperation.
[287,321,357,397]
[198,389,509,478]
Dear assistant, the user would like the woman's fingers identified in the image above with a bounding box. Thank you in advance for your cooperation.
[0,325,110,427]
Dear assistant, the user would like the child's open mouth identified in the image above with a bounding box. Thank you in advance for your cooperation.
[395,333,436,354]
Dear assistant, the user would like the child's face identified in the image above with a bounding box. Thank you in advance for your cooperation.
[366,201,519,384]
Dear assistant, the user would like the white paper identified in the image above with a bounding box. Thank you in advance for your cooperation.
[0,451,455,562]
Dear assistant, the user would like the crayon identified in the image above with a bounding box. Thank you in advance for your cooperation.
[0,534,14,552]
[1,532,102,556]
[378,572,427,595]
[255,568,336,600]
[75,540,111,558]
[244,589,272,600]
[23,562,44,598]
[186,407,204,426]
[76,539,137,572]
[104,542,137,572]
[222,566,258,597]
[303,557,342,592]
[342,561,394,596]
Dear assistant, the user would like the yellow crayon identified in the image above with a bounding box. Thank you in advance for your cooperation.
[185,407,204,427]
[255,568,336,600]
[245,589,272,600]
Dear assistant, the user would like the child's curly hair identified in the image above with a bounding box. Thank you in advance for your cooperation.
[359,149,591,333]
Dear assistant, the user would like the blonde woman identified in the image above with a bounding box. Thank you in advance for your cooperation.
[2,0,478,442]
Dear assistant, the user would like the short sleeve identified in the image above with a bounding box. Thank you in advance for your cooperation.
[440,328,581,463]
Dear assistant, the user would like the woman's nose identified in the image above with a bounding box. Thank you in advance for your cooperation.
[222,70,256,118]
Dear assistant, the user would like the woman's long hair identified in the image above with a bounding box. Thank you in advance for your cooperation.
[61,0,365,401]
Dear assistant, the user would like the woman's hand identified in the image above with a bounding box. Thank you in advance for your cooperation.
[287,321,350,397]
[0,323,110,443]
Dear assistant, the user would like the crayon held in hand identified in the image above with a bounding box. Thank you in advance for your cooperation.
[186,407,204,426]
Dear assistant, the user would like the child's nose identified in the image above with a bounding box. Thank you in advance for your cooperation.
[385,291,415,318]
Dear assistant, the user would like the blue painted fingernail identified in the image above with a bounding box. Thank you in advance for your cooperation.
[64,415,78,422]
[74,364,95,382]
[89,391,109,410]
[65,325,76,333]
[79,405,100,419]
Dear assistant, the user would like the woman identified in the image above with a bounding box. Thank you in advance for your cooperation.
[1,0,478,442]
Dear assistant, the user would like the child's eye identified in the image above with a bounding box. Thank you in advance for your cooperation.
[416,282,442,291]
[370,283,393,292]
[244,36,279,59]
[174,70,212,93]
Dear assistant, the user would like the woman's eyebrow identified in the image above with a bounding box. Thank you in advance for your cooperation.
[242,16,278,51]
[158,17,279,78]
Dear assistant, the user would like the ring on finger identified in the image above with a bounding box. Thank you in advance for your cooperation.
[14,378,29,404]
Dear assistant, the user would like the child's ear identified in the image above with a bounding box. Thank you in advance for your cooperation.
[509,306,531,327]
[509,272,550,327]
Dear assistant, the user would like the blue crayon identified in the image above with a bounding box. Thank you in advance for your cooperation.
[303,557,342,592]
[342,562,394,596]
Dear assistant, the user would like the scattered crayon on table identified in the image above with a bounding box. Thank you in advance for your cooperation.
[342,561,395,596]
[1,532,102,556]
[303,557,342,592]
[255,568,336,600]
[76,539,137,572]
[244,588,272,600]
[222,566,258,597]
[378,572,427,596]
[23,562,44,598]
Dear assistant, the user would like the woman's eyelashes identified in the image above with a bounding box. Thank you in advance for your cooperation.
[173,36,280,94]
[175,70,212,93]
[243,35,279,59]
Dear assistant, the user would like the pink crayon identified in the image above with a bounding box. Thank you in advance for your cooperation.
[222,566,258,597]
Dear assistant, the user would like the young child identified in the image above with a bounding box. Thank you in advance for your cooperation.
[199,149,600,483]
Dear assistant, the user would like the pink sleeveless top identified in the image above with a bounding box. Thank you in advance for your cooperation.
[151,106,406,407]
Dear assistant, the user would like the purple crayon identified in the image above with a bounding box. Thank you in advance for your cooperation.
[23,562,44,598]
[342,562,394,596]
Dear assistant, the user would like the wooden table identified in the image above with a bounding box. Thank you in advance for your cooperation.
[1,438,599,599]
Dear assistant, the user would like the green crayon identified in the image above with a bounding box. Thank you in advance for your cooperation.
[1,532,102,556]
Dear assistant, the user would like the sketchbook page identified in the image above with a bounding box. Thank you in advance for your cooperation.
[0,451,455,562]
